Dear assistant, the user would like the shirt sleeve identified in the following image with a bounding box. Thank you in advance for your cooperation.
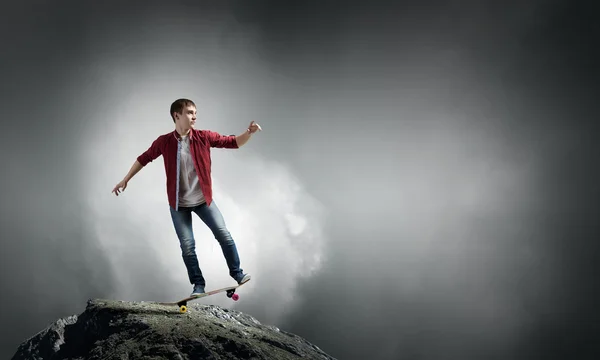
[205,130,239,149]
[137,136,164,166]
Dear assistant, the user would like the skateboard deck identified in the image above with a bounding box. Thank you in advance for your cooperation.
[159,278,250,313]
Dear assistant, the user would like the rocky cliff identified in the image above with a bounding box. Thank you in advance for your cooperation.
[11,298,336,360]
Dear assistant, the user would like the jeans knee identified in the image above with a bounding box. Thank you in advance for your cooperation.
[214,228,234,245]
[180,239,196,256]
[181,247,196,257]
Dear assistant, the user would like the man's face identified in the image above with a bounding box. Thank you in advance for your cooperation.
[174,105,197,129]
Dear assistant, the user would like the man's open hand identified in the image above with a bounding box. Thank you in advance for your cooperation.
[112,179,128,196]
[248,121,262,134]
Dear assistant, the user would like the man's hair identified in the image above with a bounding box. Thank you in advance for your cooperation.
[170,98,196,122]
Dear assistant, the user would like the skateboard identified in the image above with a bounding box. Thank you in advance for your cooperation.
[159,278,250,313]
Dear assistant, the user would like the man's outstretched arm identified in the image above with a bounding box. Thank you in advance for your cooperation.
[123,160,144,182]
[112,160,143,196]
[112,136,163,196]
[235,129,252,147]
[236,121,262,147]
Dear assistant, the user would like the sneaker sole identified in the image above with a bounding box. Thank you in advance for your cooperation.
[238,274,251,284]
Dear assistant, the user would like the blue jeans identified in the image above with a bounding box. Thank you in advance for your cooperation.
[169,200,243,287]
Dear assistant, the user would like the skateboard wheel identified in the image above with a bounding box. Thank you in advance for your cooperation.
[180,305,187,313]
[232,293,239,301]
[226,290,235,298]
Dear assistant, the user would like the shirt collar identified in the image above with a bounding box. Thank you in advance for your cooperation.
[173,129,196,141]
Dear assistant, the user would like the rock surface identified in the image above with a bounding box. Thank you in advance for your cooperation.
[11,298,336,360]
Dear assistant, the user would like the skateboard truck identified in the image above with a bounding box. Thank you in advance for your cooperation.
[226,289,239,301]
[177,300,188,314]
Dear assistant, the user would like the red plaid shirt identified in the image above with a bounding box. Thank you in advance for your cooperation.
[137,129,239,210]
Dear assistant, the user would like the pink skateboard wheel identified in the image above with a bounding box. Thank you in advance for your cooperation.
[232,293,239,301]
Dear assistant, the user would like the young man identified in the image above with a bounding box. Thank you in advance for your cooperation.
[111,98,261,296]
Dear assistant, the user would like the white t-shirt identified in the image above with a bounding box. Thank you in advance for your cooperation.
[178,134,206,207]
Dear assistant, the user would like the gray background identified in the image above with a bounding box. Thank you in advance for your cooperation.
[1,1,598,359]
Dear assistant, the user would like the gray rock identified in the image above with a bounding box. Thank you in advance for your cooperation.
[11,299,336,360]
